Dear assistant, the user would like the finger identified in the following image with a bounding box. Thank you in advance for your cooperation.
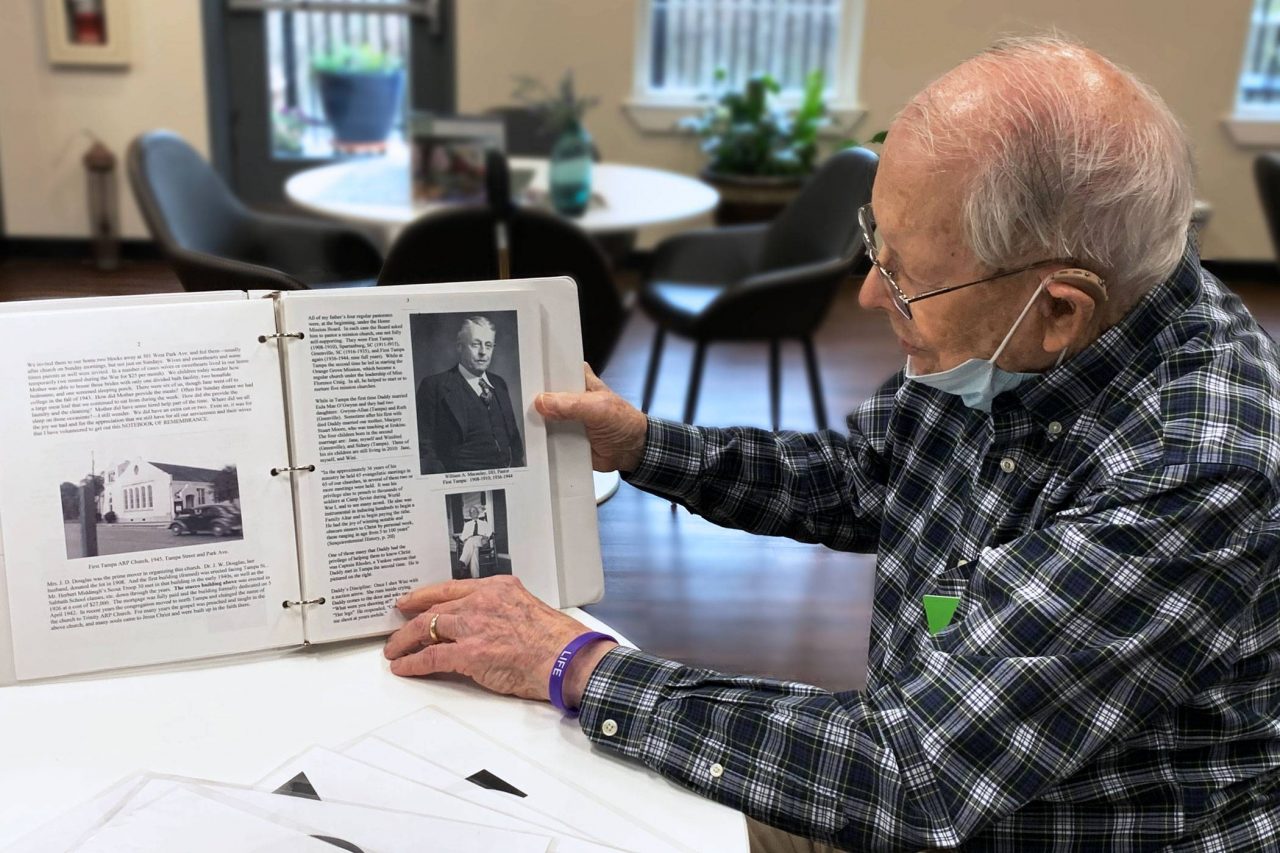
[383,611,436,659]
[389,642,467,678]
[396,578,480,614]
[427,612,464,643]
[584,363,608,392]
[534,390,587,422]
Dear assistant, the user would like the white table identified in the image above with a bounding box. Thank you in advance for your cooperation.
[285,153,719,242]
[0,609,747,851]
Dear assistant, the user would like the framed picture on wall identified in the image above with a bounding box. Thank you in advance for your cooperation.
[43,0,131,68]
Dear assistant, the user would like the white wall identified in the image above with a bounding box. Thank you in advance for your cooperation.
[454,0,1265,260]
[0,0,1271,259]
[0,0,210,240]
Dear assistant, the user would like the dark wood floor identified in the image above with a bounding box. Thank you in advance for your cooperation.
[3,258,1279,691]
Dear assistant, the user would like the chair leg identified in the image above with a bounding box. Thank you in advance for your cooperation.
[641,327,666,413]
[769,339,781,431]
[683,340,707,424]
[802,336,829,430]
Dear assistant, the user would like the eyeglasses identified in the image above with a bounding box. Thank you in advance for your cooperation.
[858,203,1075,321]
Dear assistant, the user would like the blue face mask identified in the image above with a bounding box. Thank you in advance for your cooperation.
[906,279,1064,412]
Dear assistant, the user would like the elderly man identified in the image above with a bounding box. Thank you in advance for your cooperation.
[453,504,494,579]
[417,315,525,474]
[385,38,1280,851]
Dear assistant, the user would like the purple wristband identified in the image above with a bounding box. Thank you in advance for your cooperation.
[549,631,616,717]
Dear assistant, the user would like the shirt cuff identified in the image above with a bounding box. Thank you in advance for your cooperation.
[621,417,706,503]
[577,645,683,760]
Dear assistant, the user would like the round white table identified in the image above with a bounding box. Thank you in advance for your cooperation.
[285,153,719,239]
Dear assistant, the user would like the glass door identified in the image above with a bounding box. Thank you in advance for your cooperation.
[216,0,456,206]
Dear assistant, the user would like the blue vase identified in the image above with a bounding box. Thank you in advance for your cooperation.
[317,69,405,146]
[549,121,593,216]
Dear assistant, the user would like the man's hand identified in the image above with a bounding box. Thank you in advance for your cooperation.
[535,364,648,474]
[384,576,617,705]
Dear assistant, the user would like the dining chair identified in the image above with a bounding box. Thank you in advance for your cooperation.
[127,130,383,292]
[377,151,630,374]
[637,145,878,430]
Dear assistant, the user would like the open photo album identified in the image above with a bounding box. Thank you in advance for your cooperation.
[0,278,603,684]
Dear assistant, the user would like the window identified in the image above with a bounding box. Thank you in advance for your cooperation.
[647,0,842,97]
[1229,0,1280,143]
[1239,0,1280,111]
[628,0,865,131]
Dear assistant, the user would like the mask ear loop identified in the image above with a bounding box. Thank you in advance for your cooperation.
[1047,268,1107,368]
[990,279,1052,365]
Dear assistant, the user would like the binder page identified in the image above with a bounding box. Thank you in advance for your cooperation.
[0,299,303,682]
[278,287,562,643]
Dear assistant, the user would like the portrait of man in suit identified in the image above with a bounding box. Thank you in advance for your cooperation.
[415,314,526,475]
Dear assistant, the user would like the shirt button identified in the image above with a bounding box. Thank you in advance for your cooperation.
[601,719,618,737]
[1047,421,1063,436]
[999,457,1016,473]
[709,762,724,779]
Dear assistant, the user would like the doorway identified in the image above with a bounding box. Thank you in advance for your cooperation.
[206,0,456,207]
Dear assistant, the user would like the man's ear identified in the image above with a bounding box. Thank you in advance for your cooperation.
[1040,277,1101,355]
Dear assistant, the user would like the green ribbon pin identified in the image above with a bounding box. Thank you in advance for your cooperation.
[922,595,961,635]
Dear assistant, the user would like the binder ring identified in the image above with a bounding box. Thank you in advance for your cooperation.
[270,464,316,476]
[258,332,305,343]
[282,597,327,609]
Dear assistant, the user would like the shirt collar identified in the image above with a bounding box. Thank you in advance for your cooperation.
[457,364,490,388]
[1003,246,1203,428]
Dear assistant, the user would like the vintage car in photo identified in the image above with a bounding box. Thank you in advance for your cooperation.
[168,503,242,537]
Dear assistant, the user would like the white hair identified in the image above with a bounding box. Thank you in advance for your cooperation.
[456,315,496,345]
[900,36,1195,310]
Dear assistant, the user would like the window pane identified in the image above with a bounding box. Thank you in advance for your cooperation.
[648,0,842,95]
[1239,0,1280,108]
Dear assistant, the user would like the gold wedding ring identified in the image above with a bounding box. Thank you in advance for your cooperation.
[429,613,440,643]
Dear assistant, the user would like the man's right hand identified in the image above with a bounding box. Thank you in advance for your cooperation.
[535,365,648,473]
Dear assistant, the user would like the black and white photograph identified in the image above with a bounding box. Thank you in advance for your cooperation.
[444,489,511,580]
[58,440,244,559]
[411,311,526,476]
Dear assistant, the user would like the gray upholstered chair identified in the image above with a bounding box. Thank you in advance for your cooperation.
[637,146,878,429]
[127,130,382,292]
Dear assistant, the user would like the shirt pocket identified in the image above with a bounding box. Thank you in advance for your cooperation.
[922,554,978,636]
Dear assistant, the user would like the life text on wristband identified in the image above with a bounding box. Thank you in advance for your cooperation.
[549,631,616,717]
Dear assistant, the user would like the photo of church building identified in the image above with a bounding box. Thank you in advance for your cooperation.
[95,458,229,524]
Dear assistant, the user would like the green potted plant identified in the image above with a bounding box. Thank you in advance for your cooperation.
[312,45,405,152]
[512,71,599,215]
[681,69,884,223]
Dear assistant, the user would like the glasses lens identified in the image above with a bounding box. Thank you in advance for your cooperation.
[861,209,911,319]
[859,205,878,261]
[883,271,912,319]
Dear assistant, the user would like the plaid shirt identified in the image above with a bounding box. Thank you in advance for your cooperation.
[580,253,1280,851]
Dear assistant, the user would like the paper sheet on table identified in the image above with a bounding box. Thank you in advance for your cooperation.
[79,776,555,853]
[341,736,588,838]
[257,745,621,853]
[0,776,147,853]
[71,785,333,853]
[366,706,690,853]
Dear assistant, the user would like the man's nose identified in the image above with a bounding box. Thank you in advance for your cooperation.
[858,268,890,313]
